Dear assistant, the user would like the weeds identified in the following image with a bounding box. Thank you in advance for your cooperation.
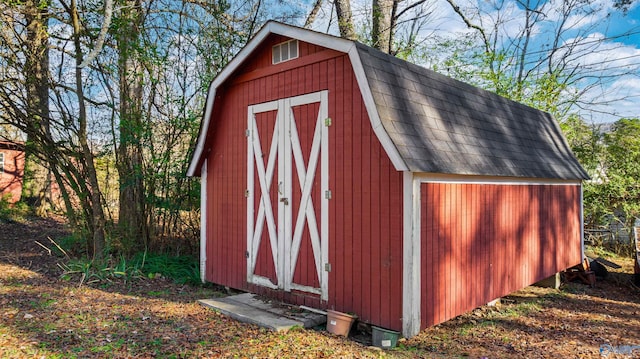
[59,256,144,285]
[0,197,31,223]
[132,252,201,285]
[58,251,201,286]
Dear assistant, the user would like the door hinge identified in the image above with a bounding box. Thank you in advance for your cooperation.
[324,117,332,127]
[245,190,250,198]
[245,251,249,258]
[245,129,250,137]
[325,190,332,199]
[324,263,331,272]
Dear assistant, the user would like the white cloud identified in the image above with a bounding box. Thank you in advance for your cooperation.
[579,76,640,122]
[304,0,640,122]
[560,32,640,68]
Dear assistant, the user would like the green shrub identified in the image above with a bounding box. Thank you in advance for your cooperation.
[0,196,31,223]
[59,251,201,287]
[60,255,144,284]
[133,252,201,285]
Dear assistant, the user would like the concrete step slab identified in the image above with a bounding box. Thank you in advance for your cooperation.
[198,293,326,331]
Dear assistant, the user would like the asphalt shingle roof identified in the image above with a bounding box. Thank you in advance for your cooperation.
[355,43,589,180]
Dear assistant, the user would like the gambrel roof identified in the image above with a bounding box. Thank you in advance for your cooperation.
[188,21,589,180]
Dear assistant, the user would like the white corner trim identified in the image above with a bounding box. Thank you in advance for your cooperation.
[402,171,421,338]
[347,47,408,172]
[199,159,207,283]
[580,183,585,260]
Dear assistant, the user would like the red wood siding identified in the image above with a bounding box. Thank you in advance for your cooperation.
[204,35,404,330]
[252,109,279,284]
[0,147,24,204]
[420,182,582,328]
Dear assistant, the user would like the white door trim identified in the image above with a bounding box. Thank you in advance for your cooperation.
[247,91,329,300]
[247,99,280,289]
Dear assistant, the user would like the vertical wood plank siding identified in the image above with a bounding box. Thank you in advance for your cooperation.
[0,146,24,204]
[420,182,582,328]
[204,36,404,330]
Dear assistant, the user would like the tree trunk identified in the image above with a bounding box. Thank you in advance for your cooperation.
[334,0,356,40]
[372,0,394,53]
[116,0,148,254]
[304,0,323,27]
[70,0,107,260]
[22,0,52,215]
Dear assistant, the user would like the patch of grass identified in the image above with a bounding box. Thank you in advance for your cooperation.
[58,249,201,287]
[561,282,588,294]
[480,319,497,327]
[587,245,623,259]
[0,197,31,223]
[2,278,25,287]
[60,255,144,285]
[543,290,568,299]
[133,252,201,285]
[29,298,56,309]
[147,290,171,297]
[90,338,125,353]
[458,324,474,336]
[496,300,542,318]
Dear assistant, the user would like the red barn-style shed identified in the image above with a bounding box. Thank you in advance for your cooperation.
[188,22,589,337]
[0,141,25,204]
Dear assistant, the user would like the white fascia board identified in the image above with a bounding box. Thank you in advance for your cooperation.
[347,47,408,172]
[187,85,216,177]
[188,20,409,176]
[273,23,407,171]
[413,172,583,185]
[187,22,353,177]
[267,22,353,53]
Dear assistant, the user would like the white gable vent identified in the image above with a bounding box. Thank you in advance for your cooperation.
[272,39,298,64]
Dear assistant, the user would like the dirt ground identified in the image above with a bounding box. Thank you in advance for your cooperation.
[2,217,640,358]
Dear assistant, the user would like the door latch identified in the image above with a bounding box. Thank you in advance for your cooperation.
[280,197,289,205]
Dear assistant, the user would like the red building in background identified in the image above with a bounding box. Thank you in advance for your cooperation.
[0,140,25,204]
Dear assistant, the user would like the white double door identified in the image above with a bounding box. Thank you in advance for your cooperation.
[247,90,329,300]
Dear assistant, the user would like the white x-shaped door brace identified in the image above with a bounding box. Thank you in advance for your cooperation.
[246,90,329,300]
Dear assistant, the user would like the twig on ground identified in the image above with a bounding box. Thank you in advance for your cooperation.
[34,240,52,256]
[48,236,69,259]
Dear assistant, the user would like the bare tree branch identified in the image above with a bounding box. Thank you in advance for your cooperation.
[78,0,114,68]
[443,0,489,50]
[305,0,323,27]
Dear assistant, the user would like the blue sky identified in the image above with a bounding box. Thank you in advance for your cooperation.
[610,6,640,47]
[574,2,640,123]
[431,0,640,123]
